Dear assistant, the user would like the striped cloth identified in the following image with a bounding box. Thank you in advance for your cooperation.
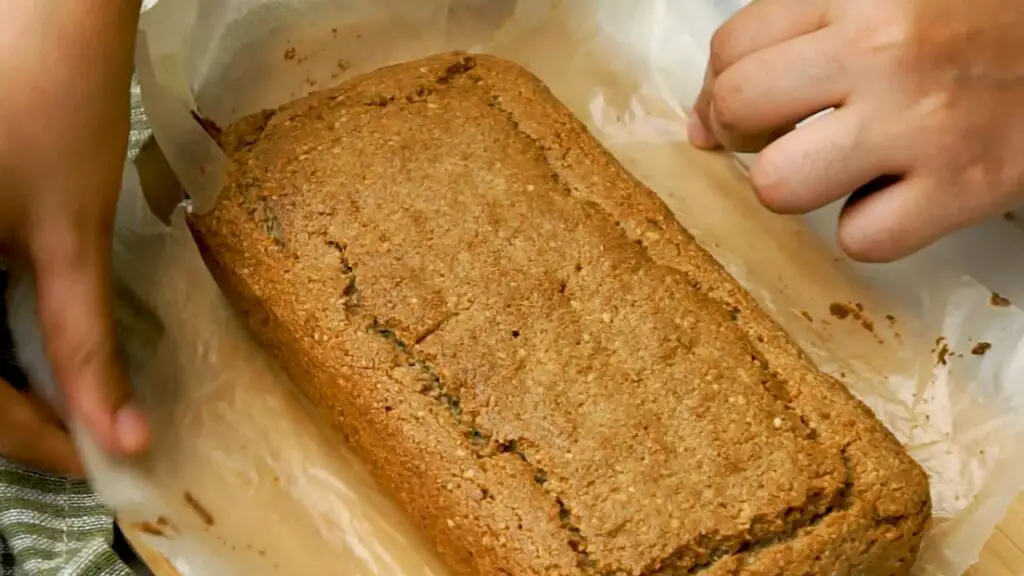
[0,74,154,575]
[0,459,131,576]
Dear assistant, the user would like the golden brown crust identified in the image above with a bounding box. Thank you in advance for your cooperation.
[190,52,930,575]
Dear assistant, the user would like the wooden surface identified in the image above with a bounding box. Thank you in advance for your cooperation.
[124,497,1024,576]
[965,496,1024,576]
[122,525,178,575]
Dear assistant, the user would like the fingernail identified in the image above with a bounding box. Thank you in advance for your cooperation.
[687,115,714,148]
[114,404,150,454]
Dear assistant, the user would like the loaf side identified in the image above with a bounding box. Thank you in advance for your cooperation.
[190,52,931,576]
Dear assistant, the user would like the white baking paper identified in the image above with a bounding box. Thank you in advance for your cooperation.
[22,0,1024,574]
[8,158,450,576]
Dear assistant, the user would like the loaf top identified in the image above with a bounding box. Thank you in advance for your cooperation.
[196,52,930,575]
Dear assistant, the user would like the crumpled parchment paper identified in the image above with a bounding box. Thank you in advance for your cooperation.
[10,1,1024,575]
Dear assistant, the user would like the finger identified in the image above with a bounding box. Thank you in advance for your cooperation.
[692,0,832,151]
[689,65,720,149]
[708,0,831,76]
[30,220,149,456]
[24,390,64,428]
[750,105,910,214]
[707,29,848,152]
[836,175,999,262]
[0,382,83,477]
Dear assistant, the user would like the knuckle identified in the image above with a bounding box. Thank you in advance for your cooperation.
[749,151,789,211]
[45,329,108,396]
[708,76,741,125]
[708,26,739,76]
[958,160,1006,198]
[858,17,925,76]
[709,77,744,132]
[837,223,894,263]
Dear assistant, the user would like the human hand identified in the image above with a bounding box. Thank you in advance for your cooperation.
[688,0,1024,262]
[0,0,148,460]
[0,379,83,476]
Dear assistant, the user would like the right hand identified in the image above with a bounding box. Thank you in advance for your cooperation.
[0,379,83,476]
[688,0,1024,262]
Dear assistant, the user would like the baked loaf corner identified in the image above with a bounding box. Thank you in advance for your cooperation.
[191,52,931,575]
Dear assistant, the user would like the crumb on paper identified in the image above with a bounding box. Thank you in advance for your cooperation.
[184,491,215,527]
[885,314,896,324]
[190,111,223,145]
[971,342,992,356]
[284,46,296,61]
[991,292,1012,307]
[155,516,178,534]
[828,302,877,335]
[800,310,813,322]
[338,58,351,72]
[934,337,951,366]
[133,521,167,538]
[829,302,852,320]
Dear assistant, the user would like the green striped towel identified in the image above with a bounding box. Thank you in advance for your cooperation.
[0,458,130,576]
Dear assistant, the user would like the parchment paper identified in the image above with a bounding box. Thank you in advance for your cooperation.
[15,1,1024,574]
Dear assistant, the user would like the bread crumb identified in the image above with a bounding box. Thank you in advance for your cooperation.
[132,521,166,538]
[829,302,877,334]
[971,342,992,356]
[991,292,1012,307]
[829,302,852,320]
[284,47,297,61]
[936,341,951,366]
[800,311,813,322]
[184,491,215,527]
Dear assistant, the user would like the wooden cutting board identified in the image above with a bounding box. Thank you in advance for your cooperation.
[123,496,1024,576]
[965,496,1024,575]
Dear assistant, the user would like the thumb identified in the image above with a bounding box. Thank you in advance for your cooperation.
[30,221,149,456]
[0,381,83,477]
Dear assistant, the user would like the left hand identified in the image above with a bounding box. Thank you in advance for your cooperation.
[0,0,149,459]
[689,0,1024,262]
[0,380,83,476]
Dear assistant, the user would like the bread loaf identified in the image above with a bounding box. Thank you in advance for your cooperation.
[190,52,930,575]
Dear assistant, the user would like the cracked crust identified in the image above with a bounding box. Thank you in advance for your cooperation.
[190,52,931,575]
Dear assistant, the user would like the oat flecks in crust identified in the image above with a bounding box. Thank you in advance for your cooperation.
[190,52,931,576]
